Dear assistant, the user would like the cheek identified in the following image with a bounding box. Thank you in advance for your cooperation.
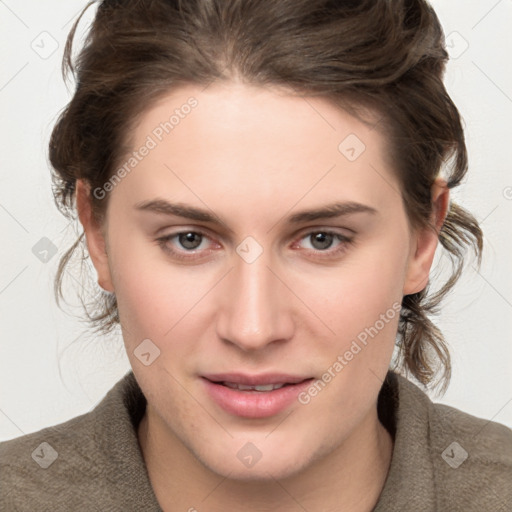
[293,233,408,394]
[106,232,186,340]
[310,236,407,334]
[107,231,222,376]
[295,247,405,425]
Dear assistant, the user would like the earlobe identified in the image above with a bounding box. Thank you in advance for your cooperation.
[75,179,115,293]
[403,178,450,296]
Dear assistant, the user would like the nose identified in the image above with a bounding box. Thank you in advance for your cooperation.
[215,248,294,352]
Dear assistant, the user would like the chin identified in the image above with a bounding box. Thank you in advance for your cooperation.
[190,436,317,482]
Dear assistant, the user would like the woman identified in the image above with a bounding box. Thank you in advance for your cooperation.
[1,0,511,510]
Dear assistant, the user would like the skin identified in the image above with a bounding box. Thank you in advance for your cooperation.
[76,81,449,512]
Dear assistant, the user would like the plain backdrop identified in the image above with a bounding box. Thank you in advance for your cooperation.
[1,0,511,441]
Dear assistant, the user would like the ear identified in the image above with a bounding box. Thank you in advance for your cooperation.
[75,179,114,293]
[402,177,450,295]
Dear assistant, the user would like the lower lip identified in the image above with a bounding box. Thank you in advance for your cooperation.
[201,378,314,418]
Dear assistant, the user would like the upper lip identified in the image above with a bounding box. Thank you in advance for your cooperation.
[202,373,313,386]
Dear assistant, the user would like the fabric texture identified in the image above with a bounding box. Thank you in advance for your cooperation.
[1,370,511,511]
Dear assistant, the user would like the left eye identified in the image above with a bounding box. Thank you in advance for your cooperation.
[297,231,348,251]
[173,232,207,250]
[302,231,339,251]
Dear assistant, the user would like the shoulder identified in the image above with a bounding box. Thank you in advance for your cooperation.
[0,410,103,511]
[430,399,512,455]
[429,400,512,506]
[0,372,160,511]
[397,374,512,510]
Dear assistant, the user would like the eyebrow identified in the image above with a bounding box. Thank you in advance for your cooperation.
[134,199,377,227]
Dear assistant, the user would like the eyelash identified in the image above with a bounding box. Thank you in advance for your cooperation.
[155,229,354,261]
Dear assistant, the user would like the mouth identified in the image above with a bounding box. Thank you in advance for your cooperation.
[201,373,315,418]
[219,382,292,391]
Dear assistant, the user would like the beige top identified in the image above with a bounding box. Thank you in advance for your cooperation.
[1,370,511,511]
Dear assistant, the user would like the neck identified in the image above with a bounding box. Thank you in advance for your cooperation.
[137,404,394,512]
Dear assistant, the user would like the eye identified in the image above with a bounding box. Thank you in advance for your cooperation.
[173,232,206,250]
[294,229,353,257]
[156,230,216,260]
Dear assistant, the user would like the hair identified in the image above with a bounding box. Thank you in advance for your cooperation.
[50,0,483,394]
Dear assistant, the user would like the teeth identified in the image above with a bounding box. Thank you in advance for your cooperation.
[223,382,286,391]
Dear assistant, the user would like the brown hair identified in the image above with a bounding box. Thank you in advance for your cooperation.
[50,0,483,393]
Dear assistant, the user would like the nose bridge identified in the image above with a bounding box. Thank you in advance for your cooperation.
[217,245,292,350]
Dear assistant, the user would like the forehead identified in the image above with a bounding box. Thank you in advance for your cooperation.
[112,82,400,217]
[130,81,384,156]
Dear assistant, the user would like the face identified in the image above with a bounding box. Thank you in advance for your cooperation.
[80,81,440,481]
